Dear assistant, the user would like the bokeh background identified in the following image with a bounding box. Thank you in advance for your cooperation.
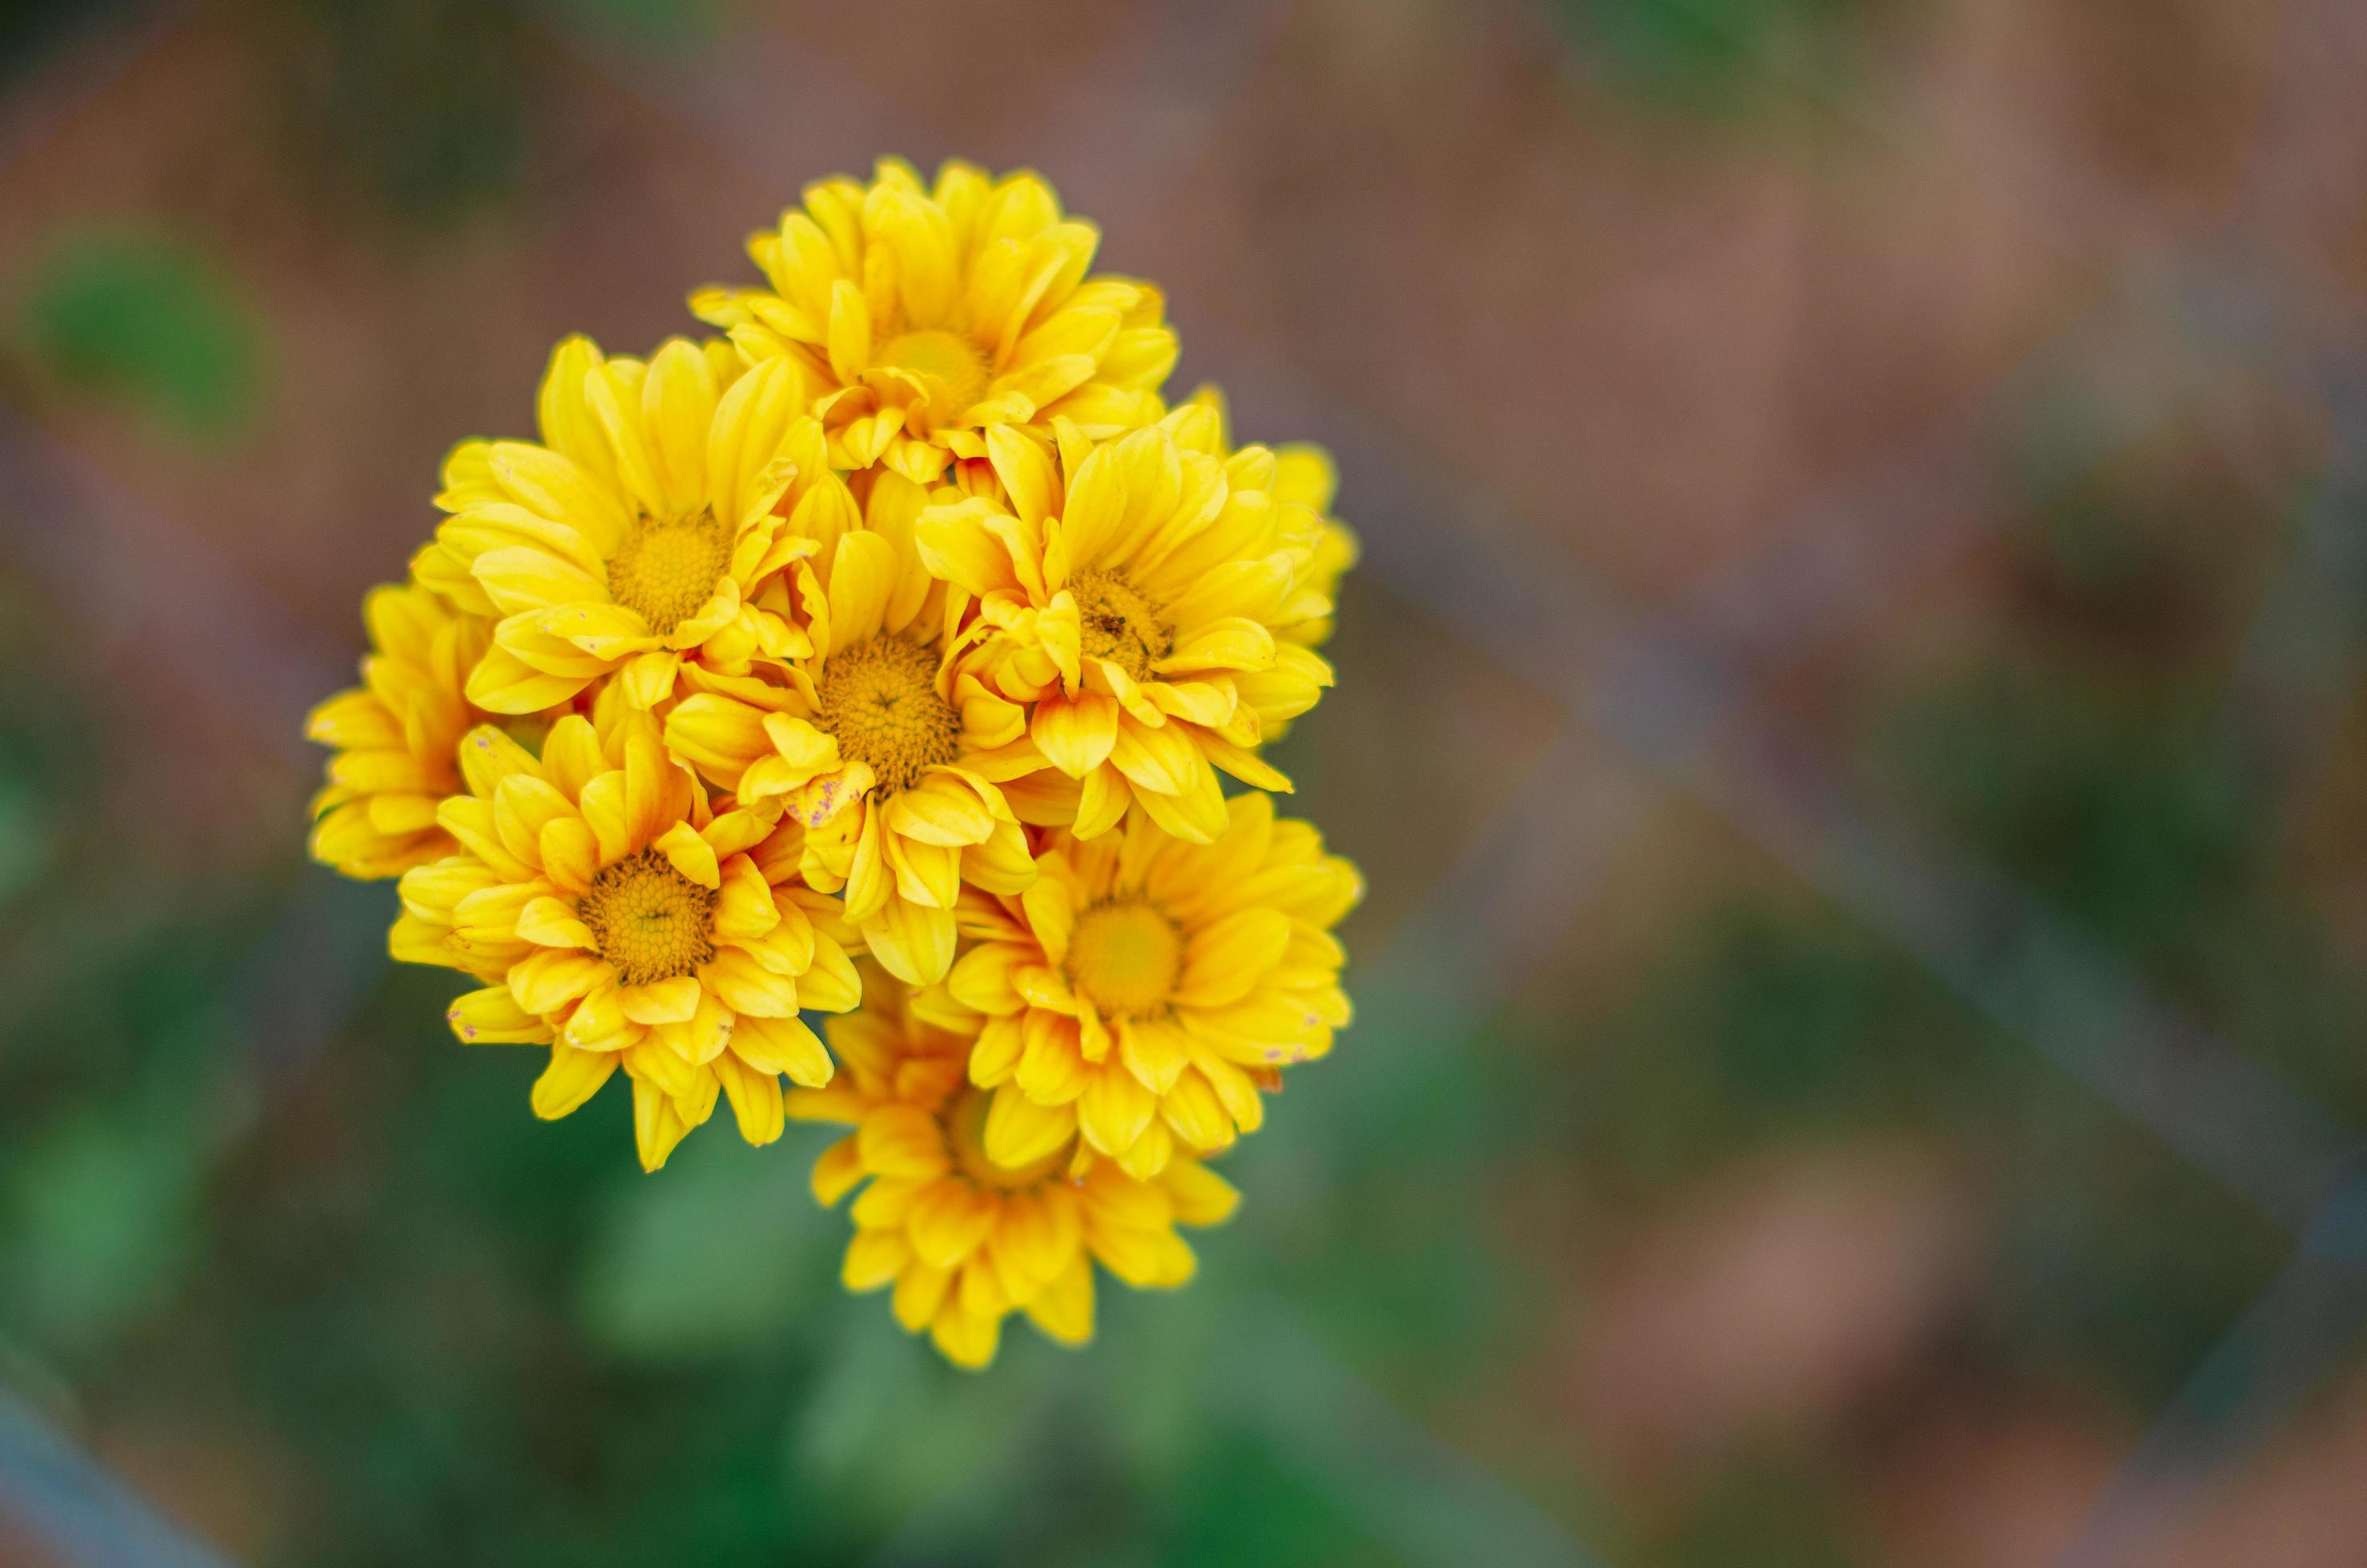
[5,0,2367,1563]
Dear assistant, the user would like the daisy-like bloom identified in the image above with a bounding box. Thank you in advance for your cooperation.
[416,335,819,715]
[663,508,1034,990]
[307,579,511,878]
[690,158,1177,487]
[916,416,1336,842]
[1175,386,1358,650]
[391,703,862,1171]
[931,793,1359,1180]
[794,969,1237,1369]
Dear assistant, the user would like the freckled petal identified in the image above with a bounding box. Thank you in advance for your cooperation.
[457,725,545,799]
[446,986,550,1045]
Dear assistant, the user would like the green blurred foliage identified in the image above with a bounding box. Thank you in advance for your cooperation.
[14,230,267,442]
[574,1130,831,1361]
[534,0,738,52]
[0,0,144,90]
[278,0,531,223]
[1549,0,1881,111]
[1558,903,2010,1194]
[1649,1454,1863,1568]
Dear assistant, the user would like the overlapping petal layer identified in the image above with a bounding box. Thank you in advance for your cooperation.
[920,794,1359,1180]
[793,969,1233,1368]
[307,581,514,878]
[693,158,1177,486]
[392,696,860,1170]
[917,411,1337,842]
[420,335,819,715]
[663,510,1034,989]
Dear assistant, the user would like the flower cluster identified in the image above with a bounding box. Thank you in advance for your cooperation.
[309,159,1360,1367]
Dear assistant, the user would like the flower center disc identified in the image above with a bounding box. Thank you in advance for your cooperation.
[606,511,731,635]
[813,634,961,795]
[875,328,990,414]
[578,847,717,986]
[1071,569,1172,682]
[948,1086,1070,1190]
[1066,898,1183,1018]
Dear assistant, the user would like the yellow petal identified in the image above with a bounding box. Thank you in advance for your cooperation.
[618,975,702,1025]
[713,1051,786,1147]
[508,949,607,1014]
[446,986,550,1044]
[983,1082,1076,1167]
[734,1013,835,1087]
[908,1182,998,1269]
[860,1103,950,1179]
[1022,1254,1094,1345]
[812,1135,865,1206]
[859,896,957,987]
[844,1229,910,1291]
[516,895,596,950]
[654,819,722,889]
[530,1045,616,1119]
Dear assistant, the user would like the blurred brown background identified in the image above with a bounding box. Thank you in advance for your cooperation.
[4,1,2367,1564]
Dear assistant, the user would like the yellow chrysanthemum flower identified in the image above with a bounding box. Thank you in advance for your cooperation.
[915,414,1336,842]
[662,508,1037,990]
[306,580,510,878]
[793,970,1237,1369]
[416,336,820,715]
[927,793,1358,1180]
[391,704,861,1171]
[690,158,1178,487]
[1178,386,1359,651]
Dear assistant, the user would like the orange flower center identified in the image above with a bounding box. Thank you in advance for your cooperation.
[1066,898,1183,1018]
[606,511,731,635]
[1071,569,1172,682]
[813,634,961,795]
[875,327,990,414]
[578,847,716,986]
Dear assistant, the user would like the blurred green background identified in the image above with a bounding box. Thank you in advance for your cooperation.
[4,1,2367,1564]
